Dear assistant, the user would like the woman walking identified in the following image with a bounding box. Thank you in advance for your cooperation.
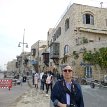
[34,72,39,89]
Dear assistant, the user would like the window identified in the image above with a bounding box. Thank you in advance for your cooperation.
[53,35,56,42]
[83,13,94,25]
[31,49,36,56]
[84,66,92,78]
[65,18,69,31]
[64,45,70,55]
[75,38,79,45]
[56,27,61,37]
[54,27,61,41]
[48,41,49,47]
[48,31,49,36]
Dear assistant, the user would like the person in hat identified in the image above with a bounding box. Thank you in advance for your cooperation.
[51,65,84,107]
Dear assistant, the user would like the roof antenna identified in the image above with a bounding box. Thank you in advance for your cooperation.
[100,2,103,8]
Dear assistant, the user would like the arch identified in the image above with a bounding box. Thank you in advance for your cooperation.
[83,11,94,25]
[65,18,69,31]
[64,45,70,55]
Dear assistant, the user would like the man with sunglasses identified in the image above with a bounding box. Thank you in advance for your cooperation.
[51,65,84,107]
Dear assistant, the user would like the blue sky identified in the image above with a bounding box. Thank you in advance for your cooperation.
[0,0,107,70]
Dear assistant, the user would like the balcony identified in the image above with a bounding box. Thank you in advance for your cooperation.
[42,52,49,66]
[50,42,60,59]
[50,52,59,59]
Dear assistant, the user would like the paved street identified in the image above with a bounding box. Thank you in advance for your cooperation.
[82,85,107,107]
[10,81,107,107]
[50,85,107,107]
[0,79,107,107]
[14,88,50,107]
[0,82,30,107]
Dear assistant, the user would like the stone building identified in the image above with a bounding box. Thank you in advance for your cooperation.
[7,59,18,76]
[16,52,31,75]
[31,40,47,72]
[47,3,107,80]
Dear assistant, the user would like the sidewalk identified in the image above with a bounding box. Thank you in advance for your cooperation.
[9,80,51,107]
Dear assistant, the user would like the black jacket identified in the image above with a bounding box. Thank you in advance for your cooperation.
[51,79,84,107]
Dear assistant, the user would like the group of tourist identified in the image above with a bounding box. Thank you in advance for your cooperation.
[32,64,84,107]
[32,70,54,96]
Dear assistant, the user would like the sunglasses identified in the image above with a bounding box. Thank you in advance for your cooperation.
[63,69,72,73]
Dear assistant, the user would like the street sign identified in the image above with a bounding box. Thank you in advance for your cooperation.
[0,79,12,90]
[80,62,93,66]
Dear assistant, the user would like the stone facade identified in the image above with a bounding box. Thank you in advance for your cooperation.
[7,59,18,75]
[47,3,107,80]
[31,40,47,72]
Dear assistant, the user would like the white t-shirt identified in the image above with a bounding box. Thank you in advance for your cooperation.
[40,72,44,80]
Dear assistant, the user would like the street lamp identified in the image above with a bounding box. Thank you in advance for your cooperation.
[18,29,28,75]
[18,29,28,53]
[37,40,40,72]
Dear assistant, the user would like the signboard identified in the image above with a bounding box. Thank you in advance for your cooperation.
[80,62,93,66]
[0,79,12,90]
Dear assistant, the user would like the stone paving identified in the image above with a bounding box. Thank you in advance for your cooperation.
[15,88,50,107]
[9,80,51,107]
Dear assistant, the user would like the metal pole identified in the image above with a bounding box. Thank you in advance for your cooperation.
[18,29,28,76]
[22,29,25,75]
[38,40,39,72]
[23,29,25,53]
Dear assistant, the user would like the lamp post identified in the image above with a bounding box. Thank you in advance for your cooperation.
[37,40,40,72]
[18,29,28,75]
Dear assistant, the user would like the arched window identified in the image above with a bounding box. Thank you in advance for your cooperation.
[31,49,36,56]
[65,18,69,31]
[64,45,70,55]
[83,13,94,25]
[84,66,92,78]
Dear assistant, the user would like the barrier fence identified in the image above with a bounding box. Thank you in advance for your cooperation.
[0,79,12,90]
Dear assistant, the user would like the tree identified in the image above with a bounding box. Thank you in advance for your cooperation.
[83,51,94,64]
[83,47,107,70]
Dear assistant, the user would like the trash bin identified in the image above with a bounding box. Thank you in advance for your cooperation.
[23,76,27,82]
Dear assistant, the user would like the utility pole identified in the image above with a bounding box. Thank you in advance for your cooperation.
[38,40,40,72]
[18,29,28,76]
